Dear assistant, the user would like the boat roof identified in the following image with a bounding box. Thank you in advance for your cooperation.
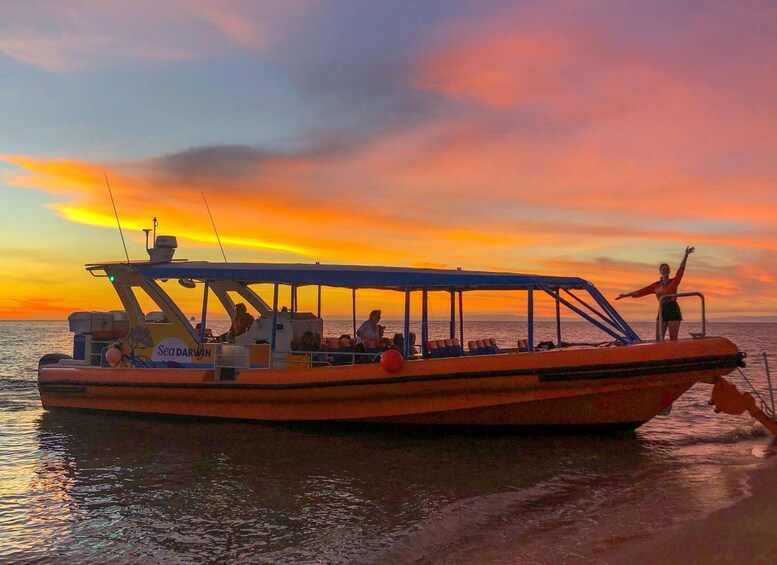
[102,260,592,291]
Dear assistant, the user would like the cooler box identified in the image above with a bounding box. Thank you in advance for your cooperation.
[73,334,87,360]
[68,311,114,334]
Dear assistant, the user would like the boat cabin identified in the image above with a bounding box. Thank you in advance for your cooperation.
[70,237,647,376]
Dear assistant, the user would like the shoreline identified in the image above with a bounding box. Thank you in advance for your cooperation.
[597,444,777,564]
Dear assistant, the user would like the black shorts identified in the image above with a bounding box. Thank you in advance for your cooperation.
[658,300,682,322]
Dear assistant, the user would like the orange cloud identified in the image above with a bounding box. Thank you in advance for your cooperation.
[0,297,86,319]
[3,139,775,313]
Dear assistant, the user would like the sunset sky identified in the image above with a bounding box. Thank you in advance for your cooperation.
[1,1,775,321]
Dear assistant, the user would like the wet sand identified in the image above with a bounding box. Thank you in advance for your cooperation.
[598,453,777,564]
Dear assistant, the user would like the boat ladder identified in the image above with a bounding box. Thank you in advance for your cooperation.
[710,352,777,437]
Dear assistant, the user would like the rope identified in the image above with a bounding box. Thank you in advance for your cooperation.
[735,365,776,419]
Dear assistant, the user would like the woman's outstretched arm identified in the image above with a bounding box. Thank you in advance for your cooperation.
[616,281,659,300]
[672,245,695,287]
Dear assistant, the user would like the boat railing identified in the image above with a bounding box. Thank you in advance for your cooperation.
[276,349,387,368]
[658,292,706,341]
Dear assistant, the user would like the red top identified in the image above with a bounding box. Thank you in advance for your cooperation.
[631,263,686,301]
[229,312,254,338]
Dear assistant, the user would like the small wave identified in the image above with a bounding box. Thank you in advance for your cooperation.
[0,377,39,391]
[355,472,590,564]
[672,421,768,446]
[0,399,38,412]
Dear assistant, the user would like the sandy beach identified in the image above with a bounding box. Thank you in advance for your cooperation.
[597,448,777,564]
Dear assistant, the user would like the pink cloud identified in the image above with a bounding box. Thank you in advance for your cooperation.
[0,0,315,72]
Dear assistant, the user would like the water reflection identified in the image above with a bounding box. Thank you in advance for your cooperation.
[28,411,680,563]
[3,321,775,563]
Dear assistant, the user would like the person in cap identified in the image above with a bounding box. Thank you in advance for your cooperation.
[226,302,254,342]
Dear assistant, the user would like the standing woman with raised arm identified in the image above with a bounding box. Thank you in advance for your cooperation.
[616,246,695,341]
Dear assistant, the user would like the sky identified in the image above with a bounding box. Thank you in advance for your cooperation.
[1,0,776,321]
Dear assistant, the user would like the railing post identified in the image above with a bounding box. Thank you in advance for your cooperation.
[658,297,664,342]
[403,288,411,359]
[658,292,706,341]
[555,288,561,345]
[352,289,356,340]
[528,286,534,352]
[449,290,456,340]
[458,291,464,347]
[199,281,209,343]
[422,289,428,359]
[270,283,279,368]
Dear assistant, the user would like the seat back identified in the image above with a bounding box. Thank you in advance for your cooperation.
[467,338,499,355]
[426,338,465,358]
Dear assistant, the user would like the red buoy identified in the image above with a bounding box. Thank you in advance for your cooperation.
[380,349,404,373]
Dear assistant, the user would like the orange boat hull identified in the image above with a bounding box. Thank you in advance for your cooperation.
[38,337,742,429]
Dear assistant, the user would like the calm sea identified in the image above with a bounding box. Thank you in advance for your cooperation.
[2,320,777,564]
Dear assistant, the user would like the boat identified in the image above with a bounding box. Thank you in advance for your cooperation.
[38,234,748,431]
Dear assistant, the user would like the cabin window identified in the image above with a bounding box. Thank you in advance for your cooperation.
[123,284,171,324]
[156,278,207,325]
[224,290,251,311]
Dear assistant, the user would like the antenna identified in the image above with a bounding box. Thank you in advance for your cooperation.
[202,192,227,262]
[105,173,131,264]
[143,228,151,252]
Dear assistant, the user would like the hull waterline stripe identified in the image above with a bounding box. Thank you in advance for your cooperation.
[38,353,744,392]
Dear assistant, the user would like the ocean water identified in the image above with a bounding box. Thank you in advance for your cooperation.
[2,320,777,564]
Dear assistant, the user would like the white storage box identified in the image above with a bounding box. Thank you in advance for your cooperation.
[68,311,114,334]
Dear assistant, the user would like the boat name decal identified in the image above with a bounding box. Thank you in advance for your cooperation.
[156,345,212,358]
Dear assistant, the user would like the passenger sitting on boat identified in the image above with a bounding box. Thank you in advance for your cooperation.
[226,303,254,342]
[408,332,418,355]
[296,331,318,352]
[295,331,329,365]
[355,309,384,350]
[338,334,353,348]
[391,333,418,356]
[616,246,694,341]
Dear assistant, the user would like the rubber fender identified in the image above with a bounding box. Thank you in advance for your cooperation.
[38,353,72,372]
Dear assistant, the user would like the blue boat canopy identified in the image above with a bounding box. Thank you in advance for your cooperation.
[112,261,592,292]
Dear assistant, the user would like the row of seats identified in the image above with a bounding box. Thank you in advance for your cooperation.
[428,338,530,358]
[321,336,531,359]
[427,338,465,358]
[467,338,499,355]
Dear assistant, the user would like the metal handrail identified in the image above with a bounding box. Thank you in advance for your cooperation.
[658,292,705,342]
[276,349,388,367]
